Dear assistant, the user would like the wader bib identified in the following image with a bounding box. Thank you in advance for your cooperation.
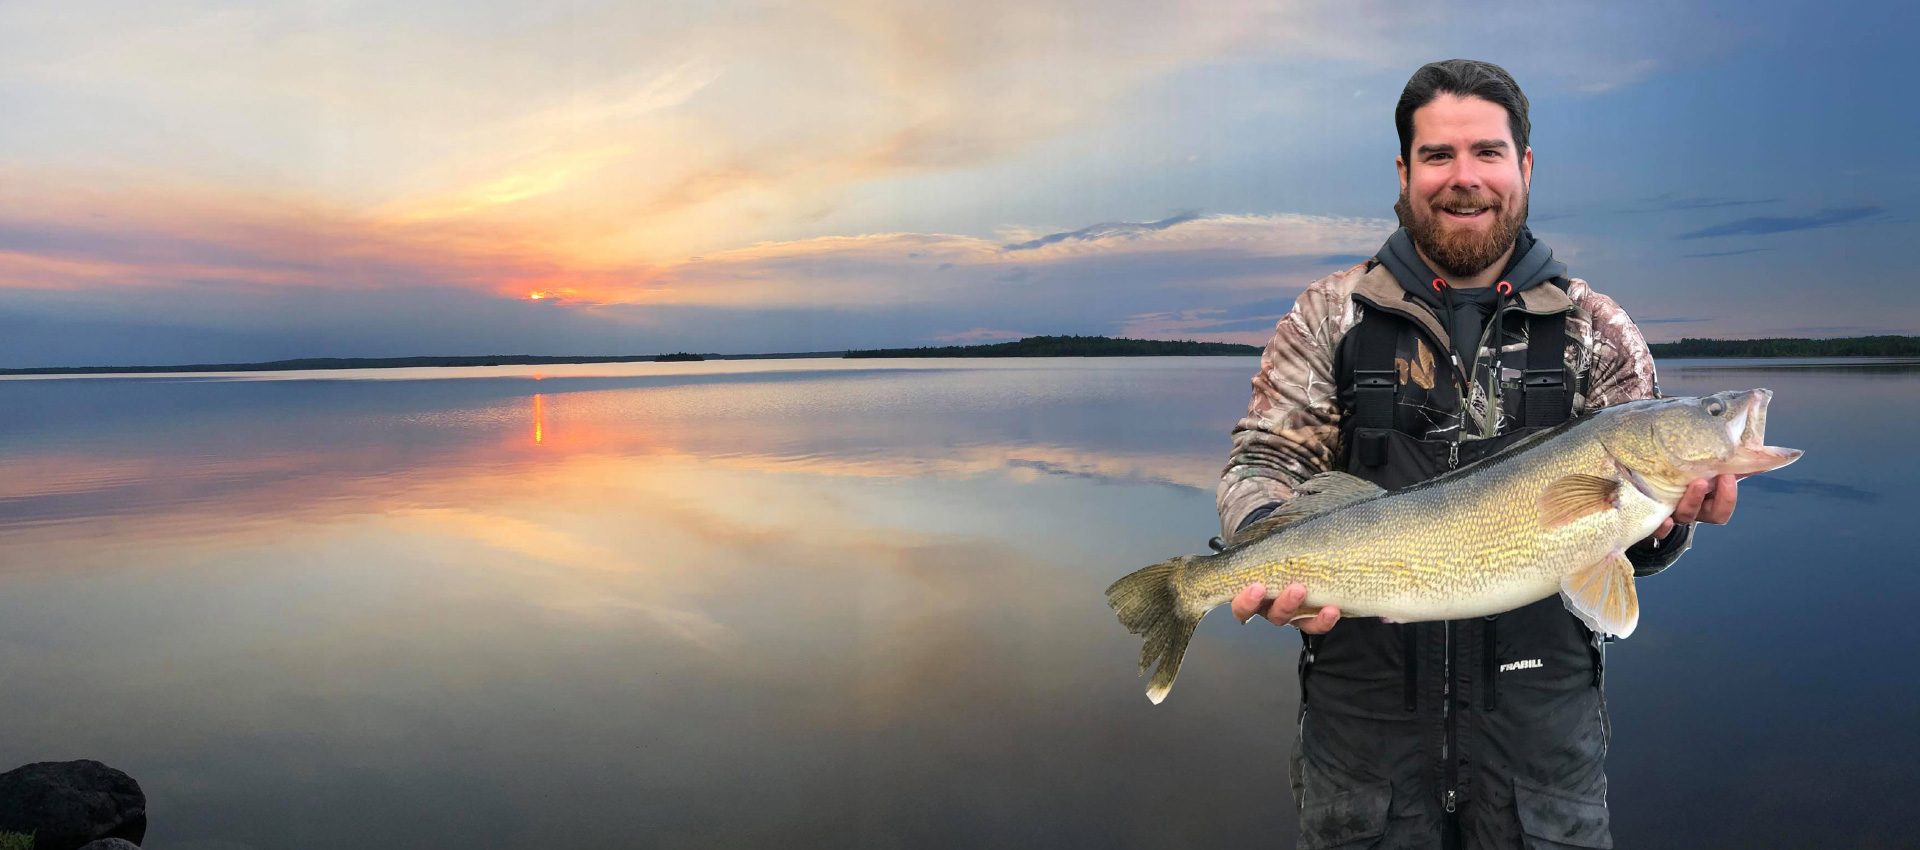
[1289,298,1615,850]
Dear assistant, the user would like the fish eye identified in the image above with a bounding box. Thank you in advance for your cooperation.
[1705,400,1725,417]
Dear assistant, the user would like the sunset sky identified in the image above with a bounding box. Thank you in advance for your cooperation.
[2,0,1915,366]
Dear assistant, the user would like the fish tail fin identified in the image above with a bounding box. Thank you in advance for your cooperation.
[1105,554,1205,705]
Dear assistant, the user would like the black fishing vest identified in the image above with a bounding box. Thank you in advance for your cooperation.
[1344,287,1572,468]
[1289,290,1616,850]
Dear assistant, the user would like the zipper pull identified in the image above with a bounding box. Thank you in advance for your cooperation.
[1449,441,1460,469]
[1444,789,1458,813]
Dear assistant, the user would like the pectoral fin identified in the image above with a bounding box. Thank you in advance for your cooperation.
[1538,474,1621,529]
[1559,551,1639,638]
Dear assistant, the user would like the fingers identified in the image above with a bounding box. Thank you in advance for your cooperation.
[1672,475,1739,526]
[1232,583,1270,624]
[1299,606,1341,634]
[1654,516,1676,539]
[1699,473,1738,524]
[1264,584,1309,627]
[1234,583,1340,633]
[1670,478,1710,525]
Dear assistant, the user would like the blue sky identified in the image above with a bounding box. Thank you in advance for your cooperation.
[1,0,1915,366]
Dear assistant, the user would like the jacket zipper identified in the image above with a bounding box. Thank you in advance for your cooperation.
[1443,619,1457,815]
[1442,372,1461,819]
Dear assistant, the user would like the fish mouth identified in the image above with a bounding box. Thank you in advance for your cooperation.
[1727,388,1802,474]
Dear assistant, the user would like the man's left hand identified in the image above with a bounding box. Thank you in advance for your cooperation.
[1654,473,1738,539]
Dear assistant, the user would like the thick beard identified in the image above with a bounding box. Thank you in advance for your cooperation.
[1395,187,1528,279]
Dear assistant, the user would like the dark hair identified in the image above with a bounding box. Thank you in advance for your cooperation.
[1395,59,1530,164]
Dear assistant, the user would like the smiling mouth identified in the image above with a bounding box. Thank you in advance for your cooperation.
[1438,205,1493,220]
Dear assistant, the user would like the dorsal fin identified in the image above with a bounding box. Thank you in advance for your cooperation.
[1233,471,1385,543]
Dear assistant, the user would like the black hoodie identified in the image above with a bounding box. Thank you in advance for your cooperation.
[1372,226,1567,376]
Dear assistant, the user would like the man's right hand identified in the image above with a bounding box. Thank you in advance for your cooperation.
[1232,582,1340,634]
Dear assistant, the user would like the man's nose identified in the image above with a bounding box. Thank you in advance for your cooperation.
[1446,159,1481,191]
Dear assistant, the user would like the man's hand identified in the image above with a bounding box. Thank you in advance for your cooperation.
[1232,582,1340,633]
[1654,473,1738,538]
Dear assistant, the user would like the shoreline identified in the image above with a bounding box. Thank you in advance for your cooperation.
[7,335,1918,377]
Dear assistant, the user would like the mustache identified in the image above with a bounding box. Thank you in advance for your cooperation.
[1431,194,1501,210]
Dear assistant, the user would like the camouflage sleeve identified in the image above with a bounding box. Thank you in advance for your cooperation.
[1216,272,1358,540]
[1569,279,1691,576]
[1568,279,1660,410]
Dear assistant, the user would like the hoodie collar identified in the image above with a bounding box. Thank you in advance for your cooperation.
[1372,226,1567,312]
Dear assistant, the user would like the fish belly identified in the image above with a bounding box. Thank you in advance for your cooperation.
[1352,571,1564,623]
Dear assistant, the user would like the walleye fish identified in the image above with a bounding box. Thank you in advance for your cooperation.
[1107,389,1801,704]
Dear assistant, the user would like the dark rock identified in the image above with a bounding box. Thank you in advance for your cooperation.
[77,840,141,850]
[0,761,146,850]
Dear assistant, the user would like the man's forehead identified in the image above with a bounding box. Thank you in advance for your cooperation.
[1409,94,1515,146]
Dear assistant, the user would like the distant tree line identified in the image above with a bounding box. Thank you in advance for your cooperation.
[844,335,1262,358]
[16,335,1914,376]
[1648,335,1920,357]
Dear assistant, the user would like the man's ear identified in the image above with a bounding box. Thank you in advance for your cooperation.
[1521,146,1533,187]
[1396,155,1408,192]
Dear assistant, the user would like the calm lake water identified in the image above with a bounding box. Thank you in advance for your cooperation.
[2,357,1915,849]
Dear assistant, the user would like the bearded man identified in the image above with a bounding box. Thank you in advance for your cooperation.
[1215,59,1738,849]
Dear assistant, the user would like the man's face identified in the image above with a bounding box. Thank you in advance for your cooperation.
[1393,93,1533,279]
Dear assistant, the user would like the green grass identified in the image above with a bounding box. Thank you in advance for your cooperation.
[0,831,32,850]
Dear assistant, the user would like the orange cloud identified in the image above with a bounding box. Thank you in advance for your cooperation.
[0,172,671,305]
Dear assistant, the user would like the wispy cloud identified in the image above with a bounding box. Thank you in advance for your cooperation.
[1680,248,1774,259]
[1677,206,1885,239]
[1637,316,1711,325]
[1574,58,1660,94]
[1001,211,1202,251]
[1619,194,1782,214]
[662,212,1393,309]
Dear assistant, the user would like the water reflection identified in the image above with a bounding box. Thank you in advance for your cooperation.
[0,358,1914,849]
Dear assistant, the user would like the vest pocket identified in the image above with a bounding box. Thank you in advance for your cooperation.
[1297,780,1392,849]
[1513,776,1613,849]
